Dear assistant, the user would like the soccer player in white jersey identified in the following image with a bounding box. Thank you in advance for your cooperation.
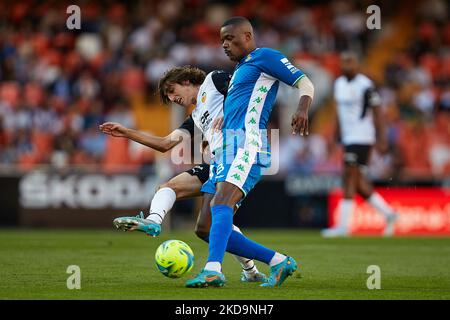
[100,66,266,282]
[321,51,398,238]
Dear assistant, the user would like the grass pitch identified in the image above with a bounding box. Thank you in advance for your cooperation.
[1,229,450,300]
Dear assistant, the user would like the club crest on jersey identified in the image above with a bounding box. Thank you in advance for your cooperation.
[201,92,207,103]
[245,54,252,62]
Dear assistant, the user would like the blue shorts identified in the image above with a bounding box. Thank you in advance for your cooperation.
[200,148,268,199]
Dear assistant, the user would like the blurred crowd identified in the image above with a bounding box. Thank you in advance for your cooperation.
[0,0,449,180]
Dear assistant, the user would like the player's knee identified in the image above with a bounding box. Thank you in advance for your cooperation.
[343,188,356,198]
[210,193,227,206]
[194,223,209,240]
[343,183,356,198]
[211,190,238,207]
[157,181,181,198]
[344,163,358,177]
[156,182,168,191]
[357,187,372,200]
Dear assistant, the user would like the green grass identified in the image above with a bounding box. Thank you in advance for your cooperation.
[1,229,450,299]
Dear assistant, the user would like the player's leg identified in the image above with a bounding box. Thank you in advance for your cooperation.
[208,179,297,288]
[193,193,213,240]
[194,192,267,283]
[231,226,268,283]
[186,181,241,287]
[201,149,268,278]
[113,165,207,236]
[322,145,359,237]
[187,156,297,288]
[356,154,398,236]
[188,181,259,287]
[148,171,203,223]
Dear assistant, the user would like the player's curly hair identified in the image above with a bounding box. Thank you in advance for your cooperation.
[158,66,206,105]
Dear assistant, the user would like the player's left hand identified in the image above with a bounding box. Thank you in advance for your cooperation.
[291,108,309,136]
[212,116,223,132]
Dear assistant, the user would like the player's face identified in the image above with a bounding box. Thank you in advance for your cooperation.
[166,82,197,108]
[220,25,249,62]
[341,56,358,78]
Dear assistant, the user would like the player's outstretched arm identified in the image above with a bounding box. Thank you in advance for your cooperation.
[99,122,187,153]
[291,76,314,136]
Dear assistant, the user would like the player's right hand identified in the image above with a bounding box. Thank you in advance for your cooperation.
[99,122,128,137]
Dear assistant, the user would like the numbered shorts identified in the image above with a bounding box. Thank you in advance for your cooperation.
[200,148,265,198]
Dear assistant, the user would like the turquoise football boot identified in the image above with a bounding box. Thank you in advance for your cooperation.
[260,256,297,287]
[240,271,268,283]
[185,269,226,288]
[113,212,161,237]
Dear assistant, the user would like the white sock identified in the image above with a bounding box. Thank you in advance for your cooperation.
[337,199,354,230]
[204,261,222,273]
[367,192,396,218]
[147,187,176,224]
[234,256,259,274]
[269,252,286,267]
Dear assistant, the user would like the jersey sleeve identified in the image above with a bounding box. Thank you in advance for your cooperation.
[177,115,195,136]
[259,49,305,86]
[361,86,381,118]
[365,86,381,107]
[211,70,231,96]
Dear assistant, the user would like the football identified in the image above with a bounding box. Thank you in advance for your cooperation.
[155,240,194,278]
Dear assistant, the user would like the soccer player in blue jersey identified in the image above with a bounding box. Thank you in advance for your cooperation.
[186,17,314,288]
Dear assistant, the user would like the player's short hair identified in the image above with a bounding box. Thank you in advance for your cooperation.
[221,16,251,28]
[158,66,206,105]
[340,50,360,62]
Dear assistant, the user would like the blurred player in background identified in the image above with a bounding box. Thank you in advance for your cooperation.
[321,51,398,238]
[185,17,314,288]
[100,66,266,283]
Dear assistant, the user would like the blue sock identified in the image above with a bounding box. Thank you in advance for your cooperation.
[208,205,233,263]
[226,230,275,264]
[200,229,275,265]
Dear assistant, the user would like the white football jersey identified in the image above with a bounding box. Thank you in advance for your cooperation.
[334,73,381,145]
[190,71,229,153]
